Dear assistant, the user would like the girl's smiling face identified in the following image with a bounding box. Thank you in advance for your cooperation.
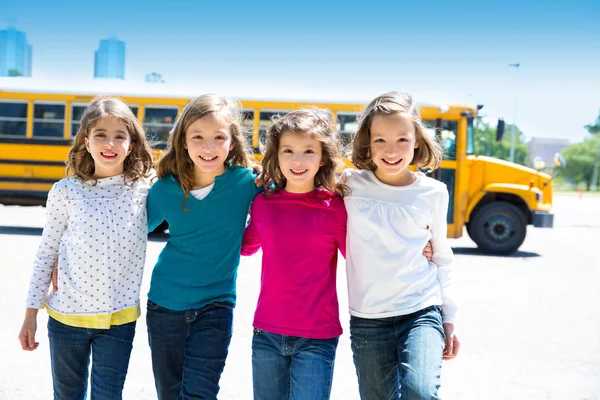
[369,113,419,186]
[85,116,132,178]
[277,130,323,193]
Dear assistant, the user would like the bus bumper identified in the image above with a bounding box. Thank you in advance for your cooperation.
[532,211,554,228]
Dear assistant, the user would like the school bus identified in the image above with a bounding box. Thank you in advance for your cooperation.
[0,80,553,254]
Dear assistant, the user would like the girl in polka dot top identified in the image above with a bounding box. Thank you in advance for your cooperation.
[145,94,263,399]
[18,96,155,399]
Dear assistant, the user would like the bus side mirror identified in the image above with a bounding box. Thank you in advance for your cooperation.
[496,119,505,142]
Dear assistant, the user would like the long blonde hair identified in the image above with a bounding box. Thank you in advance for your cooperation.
[66,96,153,183]
[352,91,442,171]
[261,106,348,197]
[157,94,254,207]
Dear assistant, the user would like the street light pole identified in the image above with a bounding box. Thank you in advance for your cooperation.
[508,63,520,163]
[591,140,600,191]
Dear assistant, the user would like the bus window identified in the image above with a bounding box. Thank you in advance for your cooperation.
[33,103,66,138]
[129,106,138,118]
[0,101,28,137]
[242,110,254,148]
[466,118,475,155]
[259,111,288,146]
[423,119,457,160]
[71,104,88,137]
[336,113,358,149]
[144,106,178,144]
[441,121,458,160]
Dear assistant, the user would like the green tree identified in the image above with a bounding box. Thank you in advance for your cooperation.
[7,69,23,77]
[554,136,600,190]
[584,110,600,135]
[474,119,529,165]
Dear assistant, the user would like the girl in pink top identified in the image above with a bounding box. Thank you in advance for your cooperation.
[241,107,348,400]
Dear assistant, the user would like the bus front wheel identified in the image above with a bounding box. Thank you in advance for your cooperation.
[467,201,527,255]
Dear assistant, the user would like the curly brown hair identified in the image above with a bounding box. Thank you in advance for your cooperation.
[66,96,154,183]
[352,91,442,172]
[156,94,254,208]
[260,106,348,197]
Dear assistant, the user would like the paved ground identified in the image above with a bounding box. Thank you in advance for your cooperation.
[1,193,599,399]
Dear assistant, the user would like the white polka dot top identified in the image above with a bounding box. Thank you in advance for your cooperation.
[26,174,151,315]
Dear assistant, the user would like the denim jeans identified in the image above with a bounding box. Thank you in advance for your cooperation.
[349,305,445,400]
[47,316,136,400]
[252,328,339,400]
[146,300,234,400]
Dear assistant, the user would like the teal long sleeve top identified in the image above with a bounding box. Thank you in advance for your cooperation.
[147,166,261,310]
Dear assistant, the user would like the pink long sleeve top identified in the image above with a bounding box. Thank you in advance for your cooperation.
[241,188,347,339]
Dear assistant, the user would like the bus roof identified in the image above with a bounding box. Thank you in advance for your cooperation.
[0,77,478,111]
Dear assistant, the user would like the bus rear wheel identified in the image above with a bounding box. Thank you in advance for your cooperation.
[467,201,527,255]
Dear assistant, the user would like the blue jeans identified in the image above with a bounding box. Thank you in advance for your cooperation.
[146,300,234,400]
[47,316,136,400]
[349,305,445,400]
[252,328,339,400]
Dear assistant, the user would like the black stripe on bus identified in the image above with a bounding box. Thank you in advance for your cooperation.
[0,137,72,146]
[0,159,65,166]
[0,190,48,199]
[0,177,58,184]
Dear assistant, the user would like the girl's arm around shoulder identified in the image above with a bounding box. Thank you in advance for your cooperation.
[236,165,265,196]
[430,185,458,325]
[240,197,262,256]
[26,180,70,309]
[332,195,348,259]
[146,176,171,232]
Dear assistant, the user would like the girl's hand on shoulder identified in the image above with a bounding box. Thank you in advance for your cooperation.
[252,164,273,188]
[252,164,264,187]
[423,241,433,261]
[442,323,460,360]
[18,311,39,351]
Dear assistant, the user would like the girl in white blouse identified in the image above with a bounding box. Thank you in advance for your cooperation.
[18,97,154,400]
[342,91,460,400]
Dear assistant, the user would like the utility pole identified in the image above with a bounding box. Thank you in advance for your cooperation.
[592,140,600,191]
[509,63,520,163]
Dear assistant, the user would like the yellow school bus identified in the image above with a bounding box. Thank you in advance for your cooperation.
[0,80,553,254]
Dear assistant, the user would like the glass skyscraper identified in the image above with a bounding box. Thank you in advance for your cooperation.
[94,37,125,79]
[0,27,32,77]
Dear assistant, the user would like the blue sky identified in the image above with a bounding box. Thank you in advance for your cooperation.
[2,0,599,144]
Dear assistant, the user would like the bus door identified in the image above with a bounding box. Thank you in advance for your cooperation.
[425,119,458,229]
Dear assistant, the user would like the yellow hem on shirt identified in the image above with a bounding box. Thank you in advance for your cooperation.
[46,304,140,329]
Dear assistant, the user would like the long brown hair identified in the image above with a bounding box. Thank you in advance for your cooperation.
[66,96,154,183]
[352,91,442,172]
[261,106,348,197]
[157,94,254,207]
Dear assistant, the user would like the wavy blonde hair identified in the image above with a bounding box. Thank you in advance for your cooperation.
[352,91,442,172]
[157,94,254,208]
[66,96,154,183]
[261,106,348,197]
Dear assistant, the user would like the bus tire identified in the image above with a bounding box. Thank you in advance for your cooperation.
[467,201,527,255]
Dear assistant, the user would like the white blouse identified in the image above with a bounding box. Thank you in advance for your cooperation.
[342,169,457,324]
[26,174,151,316]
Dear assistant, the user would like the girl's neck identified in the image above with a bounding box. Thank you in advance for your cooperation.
[192,163,226,189]
[93,166,124,179]
[283,182,316,194]
[374,168,416,187]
